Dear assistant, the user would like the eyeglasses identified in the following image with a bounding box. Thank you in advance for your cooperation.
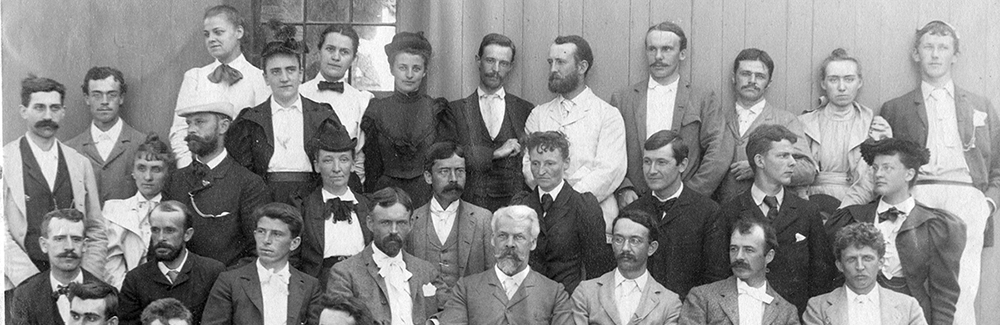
[612,236,647,246]
[188,188,231,218]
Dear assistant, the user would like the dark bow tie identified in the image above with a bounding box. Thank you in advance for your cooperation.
[190,160,210,179]
[318,81,345,93]
[326,198,355,223]
[879,207,902,223]
[656,198,677,216]
[208,63,243,85]
[52,284,70,299]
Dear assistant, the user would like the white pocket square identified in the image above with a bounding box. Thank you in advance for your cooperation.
[422,283,436,297]
[974,110,988,127]
[795,233,807,242]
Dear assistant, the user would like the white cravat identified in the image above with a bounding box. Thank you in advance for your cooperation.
[646,76,678,138]
[494,264,530,300]
[846,286,882,325]
[479,87,506,139]
[90,119,123,161]
[50,271,84,323]
[614,269,648,325]
[268,96,312,172]
[736,100,766,136]
[257,260,291,325]
[559,98,574,121]
[430,198,459,244]
[736,278,772,325]
[25,134,61,191]
[373,244,413,325]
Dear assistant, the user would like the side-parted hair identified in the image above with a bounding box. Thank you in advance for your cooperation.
[135,133,176,173]
[523,131,571,161]
[369,187,414,214]
[318,294,376,325]
[733,48,775,80]
[21,75,66,106]
[647,21,687,51]
[833,222,886,259]
[140,298,192,325]
[643,130,688,164]
[424,142,466,172]
[613,209,659,242]
[81,66,127,94]
[820,48,863,79]
[915,20,960,53]
[252,202,304,238]
[204,5,244,29]
[318,24,361,54]
[477,33,517,62]
[40,209,85,238]
[745,124,798,170]
[492,205,540,241]
[68,282,119,320]
[151,200,195,230]
[732,216,778,253]
[554,35,594,75]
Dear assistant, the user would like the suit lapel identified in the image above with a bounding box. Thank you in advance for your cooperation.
[761,284,782,325]
[507,271,534,307]
[457,201,475,274]
[487,269,509,305]
[543,186,573,231]
[671,83,690,130]
[878,287,903,325]
[745,104,777,140]
[659,188,689,227]
[307,189,328,254]
[954,88,974,145]
[596,272,623,325]
[633,82,649,141]
[355,194,374,244]
[912,89,928,131]
[738,192,765,220]
[723,102,741,140]
[287,269,306,325]
[900,204,932,233]
[365,252,391,302]
[247,99,276,148]
[77,131,106,166]
[719,278,741,324]
[20,138,50,192]
[827,287,847,325]
[103,123,139,167]
[771,192,800,234]
[632,277,663,323]
[403,253,426,323]
[238,264,265,315]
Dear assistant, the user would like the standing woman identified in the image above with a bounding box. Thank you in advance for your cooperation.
[169,5,270,168]
[361,32,449,206]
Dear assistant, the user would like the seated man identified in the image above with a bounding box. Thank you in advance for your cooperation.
[140,298,193,325]
[571,210,682,325]
[318,295,377,325]
[680,217,799,325]
[804,223,926,325]
[67,281,120,325]
[826,138,966,324]
[434,205,572,324]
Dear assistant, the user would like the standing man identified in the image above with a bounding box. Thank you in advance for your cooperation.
[523,35,627,238]
[877,20,999,324]
[571,210,683,325]
[67,282,121,325]
[327,187,444,325]
[202,203,323,325]
[610,21,727,205]
[826,138,966,324]
[67,66,147,205]
[227,36,345,201]
[4,76,108,289]
[622,130,721,299]
[710,124,836,314]
[434,205,573,324]
[165,102,271,266]
[301,24,373,192]
[680,217,800,325]
[442,33,534,211]
[406,142,495,295]
[118,201,226,325]
[714,48,814,203]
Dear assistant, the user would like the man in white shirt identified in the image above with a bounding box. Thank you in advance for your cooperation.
[680,217,799,325]
[523,35,627,238]
[67,66,149,205]
[300,24,374,191]
[804,222,926,325]
[203,203,323,325]
[67,281,121,325]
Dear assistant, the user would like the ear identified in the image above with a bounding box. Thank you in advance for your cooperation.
[857,77,864,90]
[234,25,245,40]
[678,157,690,174]
[648,240,659,256]
[183,227,195,242]
[577,60,590,75]
[835,259,844,274]
[911,48,921,63]
[529,238,538,251]
[290,236,302,251]
[765,249,775,265]
[19,105,28,119]
[424,170,433,185]
[678,49,688,62]
[754,154,765,171]
[108,316,120,325]
[39,236,48,254]
[905,168,916,184]
[218,118,231,135]
[475,55,481,62]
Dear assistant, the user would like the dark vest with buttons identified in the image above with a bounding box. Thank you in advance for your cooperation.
[20,138,74,271]
[424,217,461,287]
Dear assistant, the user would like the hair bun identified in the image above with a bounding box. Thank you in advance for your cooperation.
[830,48,848,58]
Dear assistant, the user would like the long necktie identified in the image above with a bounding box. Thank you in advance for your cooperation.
[481,95,501,138]
[319,81,345,93]
[208,64,243,85]
[540,194,554,217]
[503,277,518,299]
[763,196,779,220]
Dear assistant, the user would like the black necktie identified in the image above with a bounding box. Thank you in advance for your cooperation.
[656,198,677,218]
[326,198,355,223]
[540,194,554,216]
[208,64,243,85]
[190,160,210,179]
[51,284,69,299]
[318,81,345,93]
[879,207,901,223]
[763,196,779,220]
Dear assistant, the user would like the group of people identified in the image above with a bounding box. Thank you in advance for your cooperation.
[3,3,997,325]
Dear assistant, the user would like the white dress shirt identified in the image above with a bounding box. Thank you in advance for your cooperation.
[300,77,373,180]
[919,81,973,183]
[614,269,648,325]
[89,118,123,161]
[846,285,882,325]
[645,76,679,139]
[430,198,459,244]
[737,99,767,137]
[268,95,313,172]
[25,134,61,190]
[198,148,228,170]
[495,264,531,299]
[538,180,565,218]
[256,259,291,325]
[478,86,507,139]
[372,244,414,325]
[736,278,773,325]
[50,270,84,323]
[322,188,366,257]
[750,183,784,217]
[157,248,189,283]
[875,197,914,279]
[170,53,271,168]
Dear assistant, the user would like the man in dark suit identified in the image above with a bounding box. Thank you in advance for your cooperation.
[826,138,966,324]
[510,131,614,293]
[202,203,323,325]
[327,187,445,325]
[118,201,226,325]
[406,142,495,296]
[9,209,108,325]
[622,130,721,299]
[165,101,271,266]
[66,66,147,206]
[610,21,728,206]
[434,205,573,324]
[226,38,346,201]
[291,119,372,284]
[441,33,534,211]
[67,282,121,325]
[714,48,814,203]
[680,217,800,325]
[709,124,836,314]
[875,21,998,324]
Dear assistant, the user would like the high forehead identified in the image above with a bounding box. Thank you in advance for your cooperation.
[481,44,514,61]
[323,32,356,49]
[265,54,300,69]
[646,30,681,46]
[549,43,578,60]
[824,60,859,76]
[48,218,85,237]
[203,14,235,30]
[70,297,107,314]
[87,76,122,91]
[763,139,795,154]
[257,215,292,232]
[371,203,410,221]
[917,32,957,47]
[27,91,63,106]
[149,209,186,227]
[730,225,766,247]
[495,215,532,234]
[613,218,650,237]
[432,154,465,169]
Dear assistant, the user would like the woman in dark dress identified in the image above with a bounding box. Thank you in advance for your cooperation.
[361,32,449,206]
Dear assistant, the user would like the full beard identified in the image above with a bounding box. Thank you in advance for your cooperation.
[547,71,579,94]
